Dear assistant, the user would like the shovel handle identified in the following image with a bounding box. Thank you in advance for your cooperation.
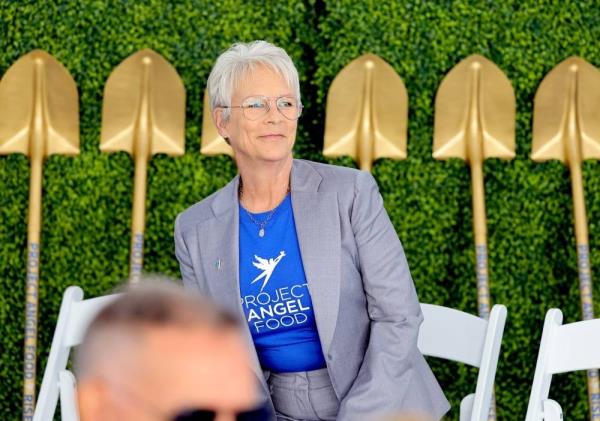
[475,242,498,420]
[570,162,600,419]
[578,244,600,420]
[129,156,148,283]
[23,157,43,420]
[23,240,39,421]
[475,243,491,319]
[129,231,144,284]
[471,161,497,420]
[571,163,594,322]
[471,161,491,318]
[576,243,600,420]
[576,244,596,319]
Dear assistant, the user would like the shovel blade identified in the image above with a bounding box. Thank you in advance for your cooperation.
[101,49,185,156]
[0,50,79,156]
[200,90,233,156]
[433,54,515,161]
[323,53,407,169]
[532,57,600,162]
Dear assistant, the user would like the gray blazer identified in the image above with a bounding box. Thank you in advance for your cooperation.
[174,159,450,420]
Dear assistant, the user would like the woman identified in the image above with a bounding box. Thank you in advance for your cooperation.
[174,41,449,421]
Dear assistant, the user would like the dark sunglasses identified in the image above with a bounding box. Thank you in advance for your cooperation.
[99,377,271,421]
[174,404,271,421]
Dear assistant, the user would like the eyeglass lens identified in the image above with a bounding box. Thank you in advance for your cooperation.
[241,96,301,120]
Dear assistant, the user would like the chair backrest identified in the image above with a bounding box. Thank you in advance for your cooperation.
[33,286,120,421]
[525,309,600,421]
[418,303,507,421]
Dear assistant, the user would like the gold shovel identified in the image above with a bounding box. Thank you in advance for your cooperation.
[434,54,516,420]
[323,53,407,172]
[201,90,233,157]
[101,49,185,284]
[532,56,600,420]
[0,50,79,419]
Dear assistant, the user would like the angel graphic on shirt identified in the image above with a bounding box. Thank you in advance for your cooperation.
[251,251,286,291]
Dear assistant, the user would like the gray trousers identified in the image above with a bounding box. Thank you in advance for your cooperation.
[267,368,340,421]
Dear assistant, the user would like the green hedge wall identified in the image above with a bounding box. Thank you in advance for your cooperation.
[1,1,600,419]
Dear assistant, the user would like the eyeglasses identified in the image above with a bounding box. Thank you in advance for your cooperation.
[221,95,303,121]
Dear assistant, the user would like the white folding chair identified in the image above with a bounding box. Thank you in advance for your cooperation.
[525,308,600,421]
[418,303,507,421]
[33,286,120,421]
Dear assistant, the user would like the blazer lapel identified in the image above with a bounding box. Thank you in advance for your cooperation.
[195,176,268,390]
[291,160,341,355]
[196,176,241,314]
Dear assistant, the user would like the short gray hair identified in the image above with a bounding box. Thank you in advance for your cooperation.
[207,40,301,120]
[75,280,237,380]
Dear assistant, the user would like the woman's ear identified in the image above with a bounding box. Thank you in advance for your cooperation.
[213,108,230,139]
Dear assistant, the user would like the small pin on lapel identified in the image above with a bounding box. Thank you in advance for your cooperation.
[215,259,222,270]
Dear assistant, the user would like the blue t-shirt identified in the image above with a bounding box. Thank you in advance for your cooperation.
[239,194,327,373]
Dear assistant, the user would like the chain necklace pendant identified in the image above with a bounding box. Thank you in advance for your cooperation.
[239,180,290,240]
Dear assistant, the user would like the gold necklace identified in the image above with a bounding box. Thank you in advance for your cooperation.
[239,180,290,238]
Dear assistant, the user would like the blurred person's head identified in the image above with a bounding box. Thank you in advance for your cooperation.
[76,280,259,421]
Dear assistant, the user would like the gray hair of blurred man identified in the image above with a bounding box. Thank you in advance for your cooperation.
[207,40,301,121]
[75,280,238,381]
